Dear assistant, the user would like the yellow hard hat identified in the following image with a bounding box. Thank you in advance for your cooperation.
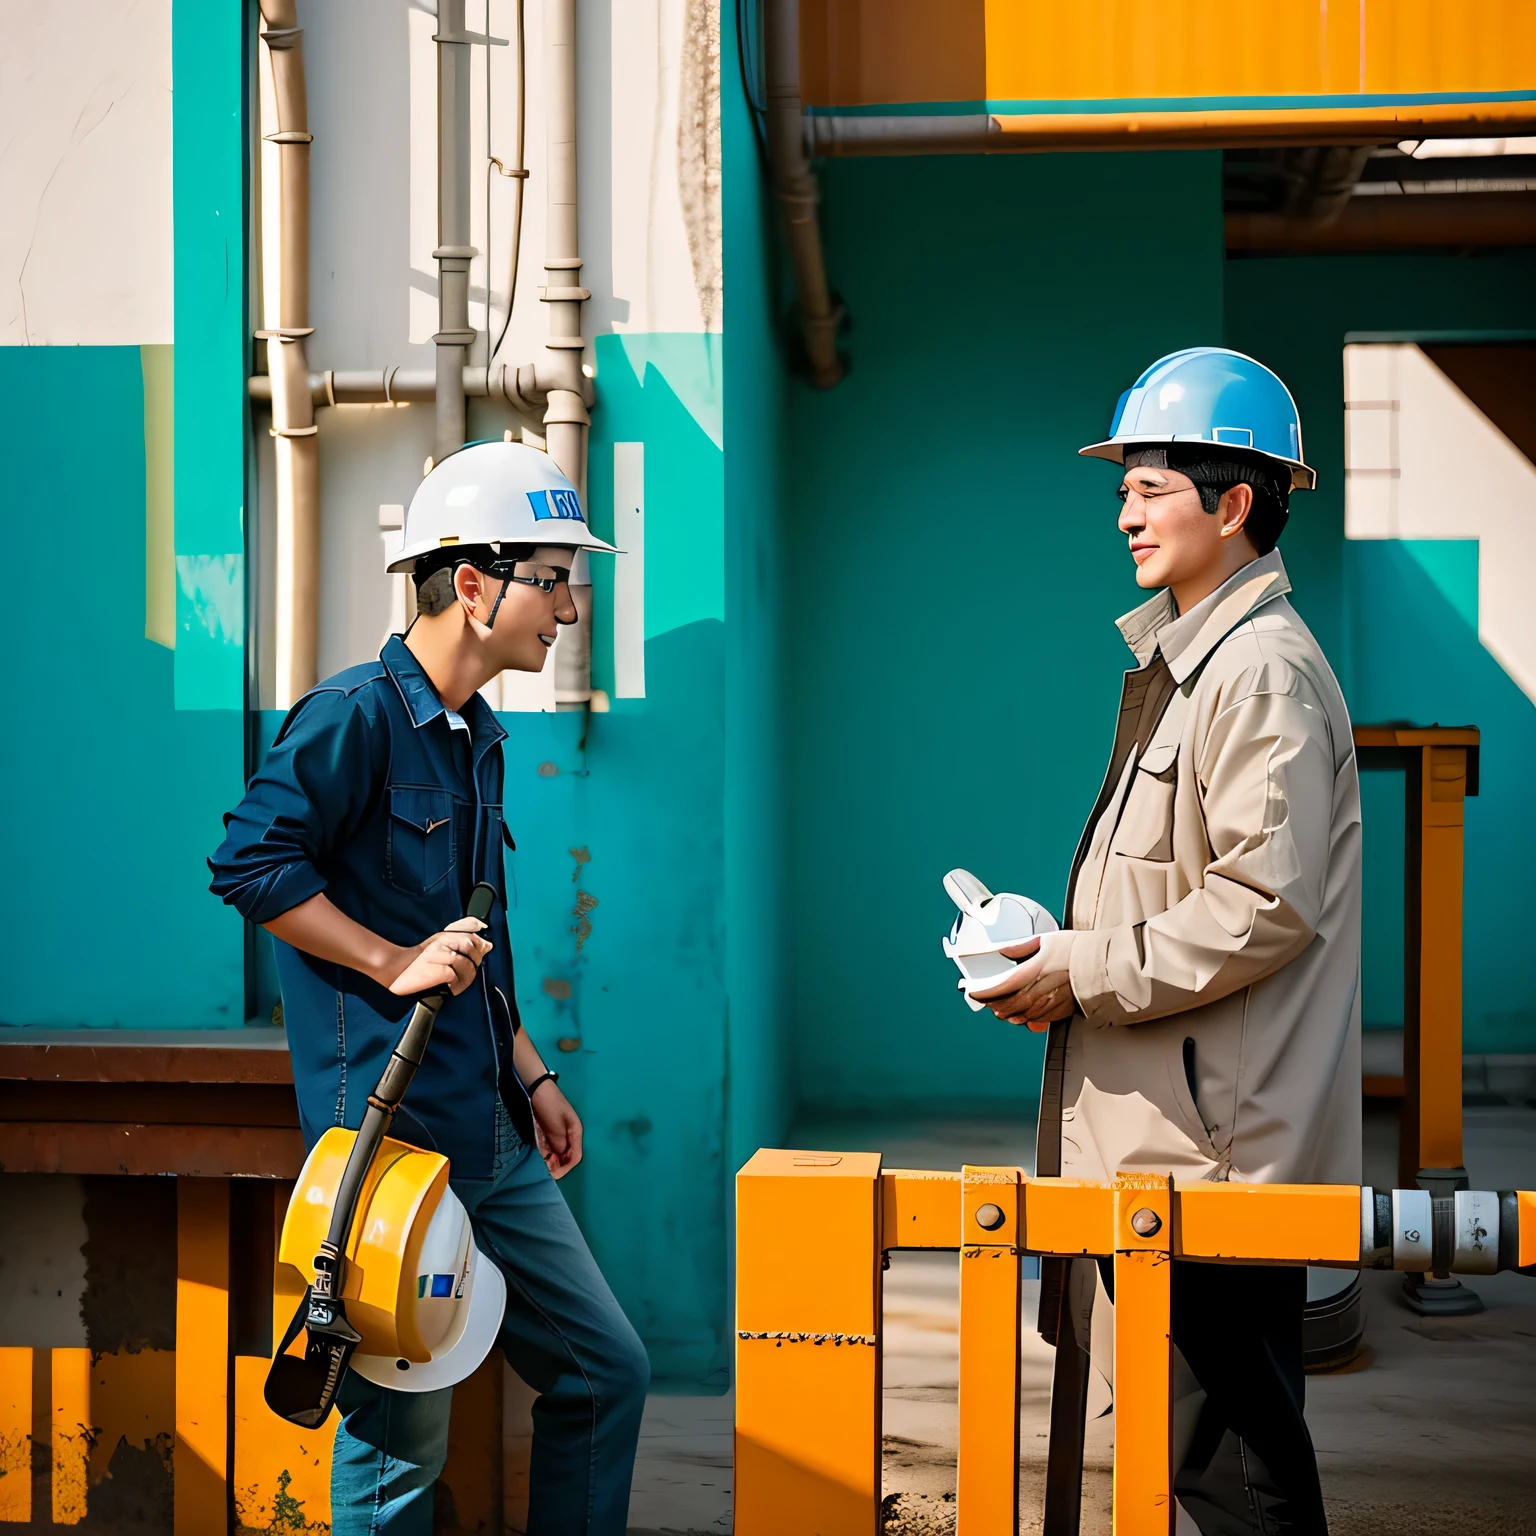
[278,1128,506,1389]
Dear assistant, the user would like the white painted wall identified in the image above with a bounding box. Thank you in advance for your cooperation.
[0,0,173,346]
[1345,343,1536,702]
[251,0,720,699]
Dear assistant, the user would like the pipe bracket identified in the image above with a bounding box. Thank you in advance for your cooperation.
[432,30,509,46]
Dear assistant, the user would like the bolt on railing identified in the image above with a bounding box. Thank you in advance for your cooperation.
[734,1150,1536,1536]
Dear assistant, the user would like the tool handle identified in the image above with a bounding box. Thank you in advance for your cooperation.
[320,883,499,1260]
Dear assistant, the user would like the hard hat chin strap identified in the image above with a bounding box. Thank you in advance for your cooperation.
[485,574,511,631]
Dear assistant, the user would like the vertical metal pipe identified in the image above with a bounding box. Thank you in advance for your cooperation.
[764,0,843,387]
[434,0,476,462]
[542,0,594,707]
[259,1,320,707]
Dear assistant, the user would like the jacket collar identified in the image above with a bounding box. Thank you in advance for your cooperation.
[380,635,508,756]
[1115,549,1292,685]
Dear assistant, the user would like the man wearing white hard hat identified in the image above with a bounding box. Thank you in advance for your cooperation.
[969,350,1361,1534]
[210,442,647,1535]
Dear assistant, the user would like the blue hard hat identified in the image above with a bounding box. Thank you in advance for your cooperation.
[1080,347,1315,490]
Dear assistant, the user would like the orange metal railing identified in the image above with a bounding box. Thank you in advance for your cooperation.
[734,1151,1536,1535]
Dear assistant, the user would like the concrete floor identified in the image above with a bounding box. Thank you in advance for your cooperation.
[623,1105,1536,1535]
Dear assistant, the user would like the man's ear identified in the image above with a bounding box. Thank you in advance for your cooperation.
[453,563,488,614]
[1217,482,1254,539]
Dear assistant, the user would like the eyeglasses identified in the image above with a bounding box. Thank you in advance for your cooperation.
[478,560,571,594]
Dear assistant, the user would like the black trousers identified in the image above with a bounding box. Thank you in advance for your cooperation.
[1101,1259,1328,1535]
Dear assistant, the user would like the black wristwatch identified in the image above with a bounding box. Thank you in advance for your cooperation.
[525,1070,560,1097]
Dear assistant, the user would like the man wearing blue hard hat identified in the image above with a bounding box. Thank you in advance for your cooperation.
[971,349,1360,1533]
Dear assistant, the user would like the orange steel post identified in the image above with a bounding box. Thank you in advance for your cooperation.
[1403,741,1471,1193]
[735,1149,883,1536]
[1111,1177,1174,1536]
[0,1349,30,1523]
[956,1167,1022,1535]
[176,1177,231,1536]
[50,1350,90,1525]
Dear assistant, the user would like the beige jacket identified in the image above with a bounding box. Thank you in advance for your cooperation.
[1038,550,1362,1187]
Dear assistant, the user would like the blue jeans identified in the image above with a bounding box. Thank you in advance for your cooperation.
[331,1109,650,1534]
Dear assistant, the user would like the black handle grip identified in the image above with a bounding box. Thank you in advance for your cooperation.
[466,881,498,925]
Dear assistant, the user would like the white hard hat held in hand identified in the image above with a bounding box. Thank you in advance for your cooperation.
[941,869,1059,1013]
[389,439,619,575]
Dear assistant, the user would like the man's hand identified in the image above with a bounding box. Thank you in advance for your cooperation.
[386,917,492,997]
[530,1080,583,1179]
[967,929,1076,1031]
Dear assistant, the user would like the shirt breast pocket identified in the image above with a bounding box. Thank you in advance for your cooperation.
[387,786,460,894]
[1113,742,1178,863]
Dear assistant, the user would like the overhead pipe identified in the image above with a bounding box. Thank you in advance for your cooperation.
[258,1,320,708]
[764,0,843,388]
[541,0,595,708]
[1228,190,1536,252]
[248,363,590,416]
[433,0,476,464]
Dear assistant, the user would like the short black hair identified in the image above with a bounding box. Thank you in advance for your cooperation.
[411,543,536,617]
[1123,445,1291,555]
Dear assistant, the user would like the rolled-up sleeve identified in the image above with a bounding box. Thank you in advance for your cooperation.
[1069,677,1337,1026]
[208,689,382,924]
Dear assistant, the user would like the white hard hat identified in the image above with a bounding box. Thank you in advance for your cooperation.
[388,440,618,574]
[349,1184,507,1392]
[941,869,1059,1013]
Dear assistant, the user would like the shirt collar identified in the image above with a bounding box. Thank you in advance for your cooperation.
[380,635,508,754]
[1114,549,1292,685]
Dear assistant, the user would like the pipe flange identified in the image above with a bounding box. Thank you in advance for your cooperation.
[264,130,314,145]
[270,425,319,438]
[432,328,478,346]
[260,25,303,48]
[540,286,592,303]
[544,257,584,271]
[432,245,479,260]
[544,337,586,350]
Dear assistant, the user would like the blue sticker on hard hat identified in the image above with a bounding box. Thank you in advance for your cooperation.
[527,488,585,523]
[418,1274,457,1299]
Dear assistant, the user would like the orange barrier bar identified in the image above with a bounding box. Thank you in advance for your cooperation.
[736,1150,883,1536]
[956,1168,1021,1534]
[882,1168,961,1248]
[1024,1178,1115,1256]
[175,1178,231,1536]
[735,1157,1536,1535]
[0,1349,30,1523]
[1176,1183,1360,1264]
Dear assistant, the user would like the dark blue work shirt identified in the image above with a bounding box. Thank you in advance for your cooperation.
[209,637,530,1178]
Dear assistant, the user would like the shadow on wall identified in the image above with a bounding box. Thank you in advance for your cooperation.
[1347,537,1536,1054]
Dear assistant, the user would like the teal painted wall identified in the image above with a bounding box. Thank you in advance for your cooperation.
[782,150,1227,1116]
[508,334,730,1389]
[1226,251,1536,1053]
[0,347,245,1028]
[172,0,248,711]
[722,0,794,1170]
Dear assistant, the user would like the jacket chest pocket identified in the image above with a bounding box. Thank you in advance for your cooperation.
[387,786,461,893]
[1112,743,1178,863]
